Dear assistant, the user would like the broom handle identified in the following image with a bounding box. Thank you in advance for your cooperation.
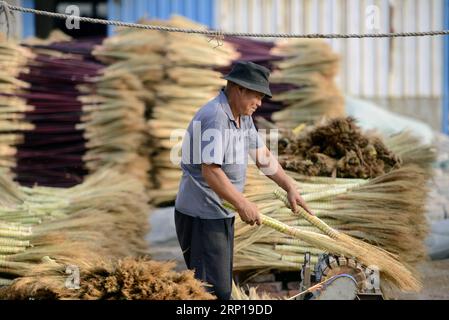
[273,189,339,239]
[222,202,326,240]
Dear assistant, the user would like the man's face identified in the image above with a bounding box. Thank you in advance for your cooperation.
[236,87,265,116]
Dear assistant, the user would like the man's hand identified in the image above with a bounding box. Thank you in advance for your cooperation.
[236,198,262,226]
[287,186,314,216]
[202,164,262,225]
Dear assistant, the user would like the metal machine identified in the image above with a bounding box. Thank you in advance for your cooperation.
[295,253,384,300]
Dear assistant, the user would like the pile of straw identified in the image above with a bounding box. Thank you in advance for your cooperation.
[91,19,167,201]
[278,117,402,178]
[385,130,436,175]
[0,34,109,187]
[78,66,151,185]
[0,36,34,180]
[0,257,214,300]
[269,39,344,128]
[0,169,150,286]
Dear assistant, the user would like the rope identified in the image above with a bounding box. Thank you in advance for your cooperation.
[1,1,449,39]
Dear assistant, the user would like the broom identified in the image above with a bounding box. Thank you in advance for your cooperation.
[223,200,421,292]
[243,163,429,264]
[271,189,421,291]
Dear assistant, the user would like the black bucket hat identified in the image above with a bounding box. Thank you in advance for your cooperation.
[223,61,272,98]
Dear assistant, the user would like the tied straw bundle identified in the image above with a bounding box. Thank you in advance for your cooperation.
[0,35,34,179]
[12,39,103,187]
[234,120,433,296]
[0,169,151,285]
[270,39,344,128]
[239,162,429,268]
[1,30,153,187]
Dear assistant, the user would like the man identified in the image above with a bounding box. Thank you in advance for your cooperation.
[175,61,312,300]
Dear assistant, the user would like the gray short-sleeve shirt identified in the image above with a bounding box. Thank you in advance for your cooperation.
[175,89,264,219]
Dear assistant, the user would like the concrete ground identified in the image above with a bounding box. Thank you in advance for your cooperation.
[145,207,186,272]
[397,259,449,300]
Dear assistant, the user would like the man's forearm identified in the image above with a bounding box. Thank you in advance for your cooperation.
[202,164,246,209]
[265,158,296,192]
[253,147,296,192]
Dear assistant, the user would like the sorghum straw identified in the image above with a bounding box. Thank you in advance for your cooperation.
[272,189,421,292]
[270,39,344,128]
[0,257,215,300]
[0,166,154,295]
[277,117,402,179]
[0,36,34,179]
[231,280,283,300]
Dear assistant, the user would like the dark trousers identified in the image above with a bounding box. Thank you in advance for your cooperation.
[174,209,235,300]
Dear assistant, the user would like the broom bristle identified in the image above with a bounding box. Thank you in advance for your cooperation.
[273,189,422,292]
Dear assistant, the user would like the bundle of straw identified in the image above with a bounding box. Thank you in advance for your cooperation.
[384,130,436,174]
[12,42,104,187]
[226,192,421,293]
[269,39,344,128]
[241,163,429,261]
[27,35,152,186]
[0,36,35,179]
[0,168,151,288]
[1,32,153,188]
[0,34,115,187]
[77,68,151,185]
[0,172,212,300]
[236,123,434,279]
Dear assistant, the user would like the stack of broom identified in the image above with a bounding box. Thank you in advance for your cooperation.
[269,39,344,128]
[147,16,237,205]
[81,45,153,185]
[12,40,104,187]
[1,31,153,188]
[0,36,34,180]
[0,169,150,281]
